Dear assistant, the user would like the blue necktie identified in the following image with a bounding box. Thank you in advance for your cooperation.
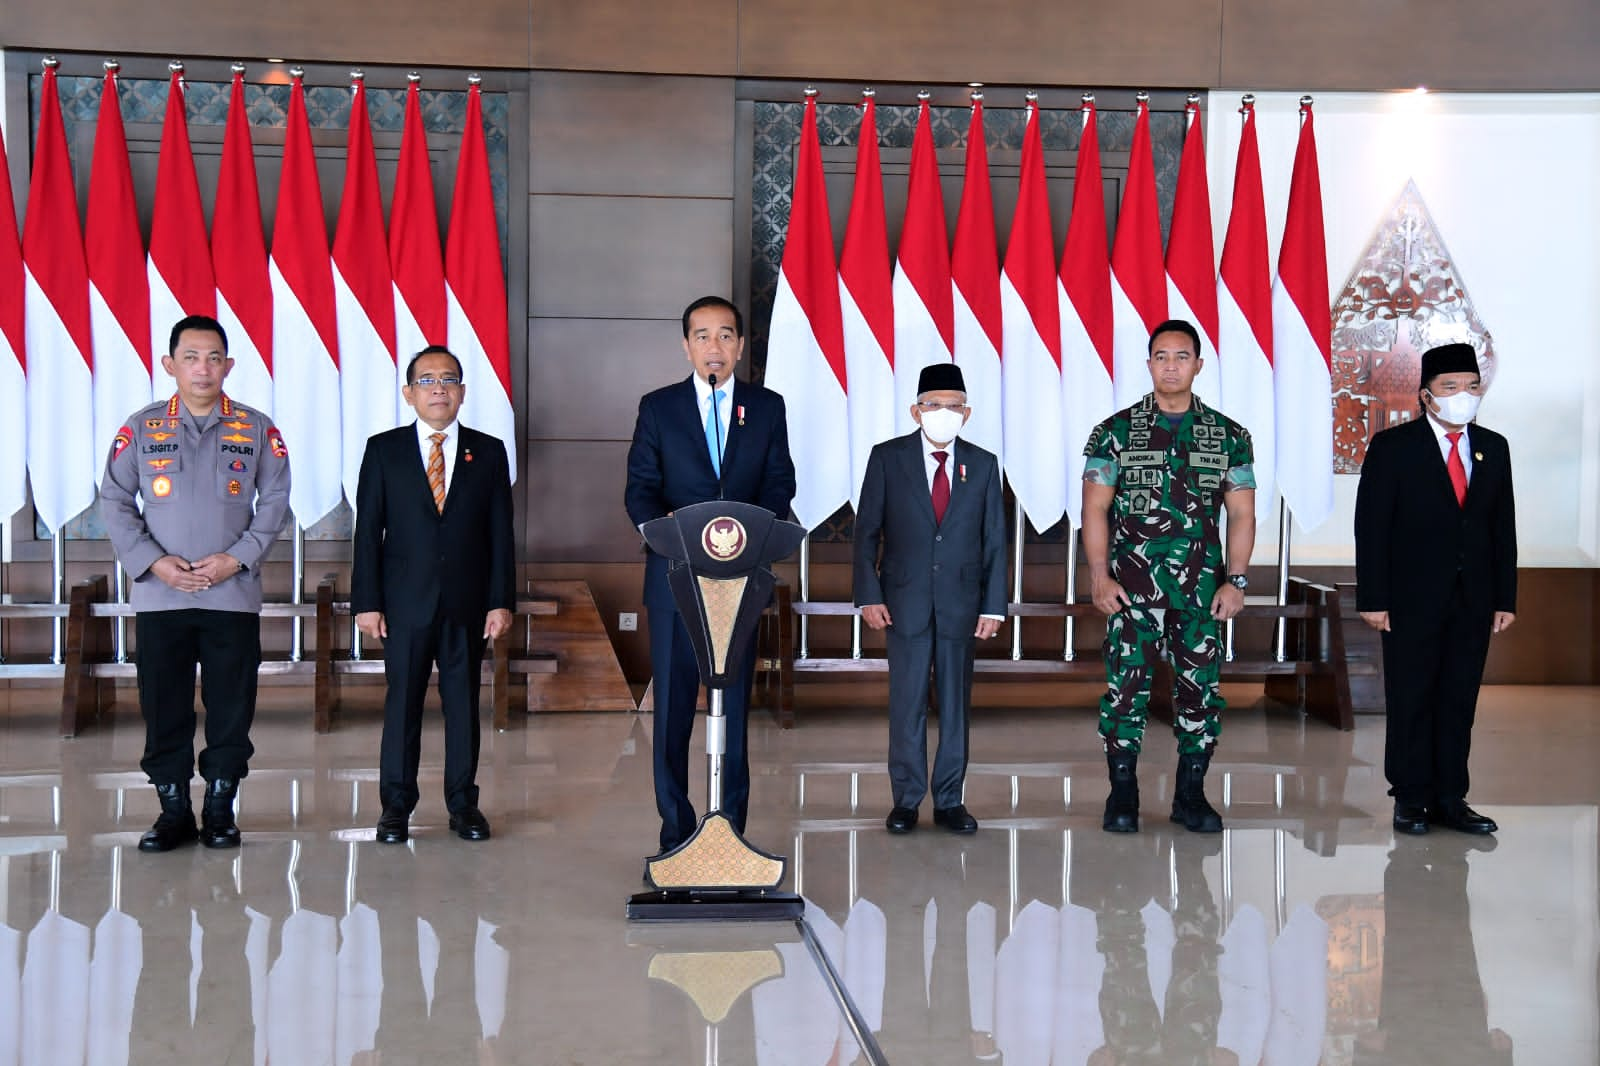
[704,388,725,476]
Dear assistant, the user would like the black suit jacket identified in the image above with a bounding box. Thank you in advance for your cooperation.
[1354,417,1517,620]
[852,432,1008,636]
[624,375,796,609]
[352,423,516,628]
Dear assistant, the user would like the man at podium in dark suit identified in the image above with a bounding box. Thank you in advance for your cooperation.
[1355,342,1517,837]
[353,345,516,844]
[853,363,1007,835]
[624,296,796,855]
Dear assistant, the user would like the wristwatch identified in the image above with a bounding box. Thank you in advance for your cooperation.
[1226,574,1248,591]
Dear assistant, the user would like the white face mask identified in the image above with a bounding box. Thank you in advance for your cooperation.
[919,409,964,445]
[1429,390,1481,426]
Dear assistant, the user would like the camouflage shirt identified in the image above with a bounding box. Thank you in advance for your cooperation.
[1083,393,1254,608]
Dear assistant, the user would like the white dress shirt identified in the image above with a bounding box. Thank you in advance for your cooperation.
[1424,412,1473,483]
[415,418,461,497]
[693,373,733,463]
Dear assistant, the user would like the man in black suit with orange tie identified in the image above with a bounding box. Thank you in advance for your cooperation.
[624,296,796,855]
[1356,342,1517,836]
[854,363,1007,835]
[354,345,516,843]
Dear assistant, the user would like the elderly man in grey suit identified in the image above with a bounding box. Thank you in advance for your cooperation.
[854,363,1007,835]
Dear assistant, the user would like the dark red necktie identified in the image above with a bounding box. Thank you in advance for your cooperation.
[1445,431,1468,506]
[931,450,950,524]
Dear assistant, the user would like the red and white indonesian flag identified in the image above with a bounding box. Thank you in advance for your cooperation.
[271,74,343,525]
[892,98,954,434]
[86,67,151,464]
[1217,98,1276,522]
[837,95,894,509]
[446,80,517,479]
[0,116,27,521]
[951,95,1003,468]
[333,77,399,505]
[1000,100,1065,533]
[1060,98,1115,526]
[148,67,216,368]
[24,64,97,534]
[1272,100,1334,531]
[390,79,447,391]
[1166,97,1221,407]
[213,67,273,413]
[765,94,849,531]
[1109,96,1167,410]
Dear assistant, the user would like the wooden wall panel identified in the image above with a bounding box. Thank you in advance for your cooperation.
[531,0,737,76]
[527,318,691,441]
[530,72,735,197]
[528,195,733,318]
[737,0,1225,88]
[0,0,531,70]
[1220,0,1600,91]
[521,440,642,563]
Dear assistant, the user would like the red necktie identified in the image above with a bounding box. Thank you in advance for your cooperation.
[931,450,950,525]
[1445,431,1467,506]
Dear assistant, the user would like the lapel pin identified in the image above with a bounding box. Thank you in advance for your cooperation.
[464,449,474,463]
[1474,451,1483,461]
[737,404,745,426]
[959,463,967,483]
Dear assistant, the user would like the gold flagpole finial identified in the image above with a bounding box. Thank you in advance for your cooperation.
[1186,91,1201,107]
[860,87,875,100]
[407,71,422,84]
[350,69,365,84]
[169,60,185,75]
[42,56,60,71]
[231,62,247,76]
[1082,92,1095,106]
[1241,93,1256,108]
[290,66,305,80]
[467,73,482,87]
[1299,94,1314,108]
[1135,89,1150,105]
[803,86,818,99]
[916,89,931,102]
[104,60,120,74]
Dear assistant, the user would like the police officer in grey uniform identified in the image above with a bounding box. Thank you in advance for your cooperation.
[101,315,292,852]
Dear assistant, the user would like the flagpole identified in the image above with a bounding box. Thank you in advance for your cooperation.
[51,529,65,664]
[1010,500,1024,660]
[1274,95,1315,664]
[798,534,810,660]
[113,561,128,662]
[291,525,305,662]
[1063,529,1077,661]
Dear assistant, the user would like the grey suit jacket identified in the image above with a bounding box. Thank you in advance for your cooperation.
[852,431,1008,638]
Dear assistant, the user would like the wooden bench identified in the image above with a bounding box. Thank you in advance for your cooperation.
[755,577,1364,731]
[46,575,560,736]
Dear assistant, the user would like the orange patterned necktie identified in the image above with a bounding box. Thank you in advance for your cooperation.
[427,432,447,513]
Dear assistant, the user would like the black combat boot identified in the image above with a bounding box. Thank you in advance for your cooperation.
[139,782,200,852]
[1170,750,1224,833]
[1102,750,1140,833]
[199,778,242,849]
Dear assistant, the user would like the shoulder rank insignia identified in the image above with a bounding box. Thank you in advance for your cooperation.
[220,395,234,418]
[150,475,173,498]
[222,433,252,444]
[147,431,175,442]
[113,427,133,458]
[144,418,164,430]
[146,458,174,470]
[268,428,287,458]
[165,395,181,417]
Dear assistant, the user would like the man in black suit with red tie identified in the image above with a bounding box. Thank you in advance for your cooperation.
[1355,342,1517,837]
[853,363,1007,835]
[354,345,516,844]
[624,296,796,855]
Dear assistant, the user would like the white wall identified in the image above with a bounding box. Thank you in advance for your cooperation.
[1208,91,1600,567]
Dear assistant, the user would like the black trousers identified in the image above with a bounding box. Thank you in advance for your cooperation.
[136,609,260,785]
[379,612,486,815]
[648,604,756,853]
[1380,581,1494,806]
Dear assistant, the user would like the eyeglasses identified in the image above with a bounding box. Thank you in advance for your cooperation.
[413,375,462,388]
[915,401,968,412]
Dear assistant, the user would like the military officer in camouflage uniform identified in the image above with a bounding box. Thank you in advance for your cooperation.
[101,315,292,852]
[1081,320,1256,834]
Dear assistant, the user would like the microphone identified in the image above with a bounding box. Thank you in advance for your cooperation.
[708,373,726,500]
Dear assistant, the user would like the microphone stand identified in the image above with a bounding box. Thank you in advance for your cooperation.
[708,372,726,501]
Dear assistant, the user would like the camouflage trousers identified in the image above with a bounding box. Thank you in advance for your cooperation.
[1098,603,1224,755]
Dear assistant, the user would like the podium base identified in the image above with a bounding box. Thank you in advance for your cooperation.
[626,889,804,922]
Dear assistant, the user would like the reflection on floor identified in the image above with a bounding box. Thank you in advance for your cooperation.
[0,685,1595,1064]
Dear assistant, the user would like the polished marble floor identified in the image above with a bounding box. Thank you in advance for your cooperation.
[0,684,1595,1065]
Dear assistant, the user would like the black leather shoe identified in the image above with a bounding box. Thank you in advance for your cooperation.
[885,806,918,834]
[375,807,410,844]
[199,779,241,849]
[139,783,199,853]
[448,807,492,841]
[1431,800,1497,835]
[933,805,978,834]
[1392,802,1430,835]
